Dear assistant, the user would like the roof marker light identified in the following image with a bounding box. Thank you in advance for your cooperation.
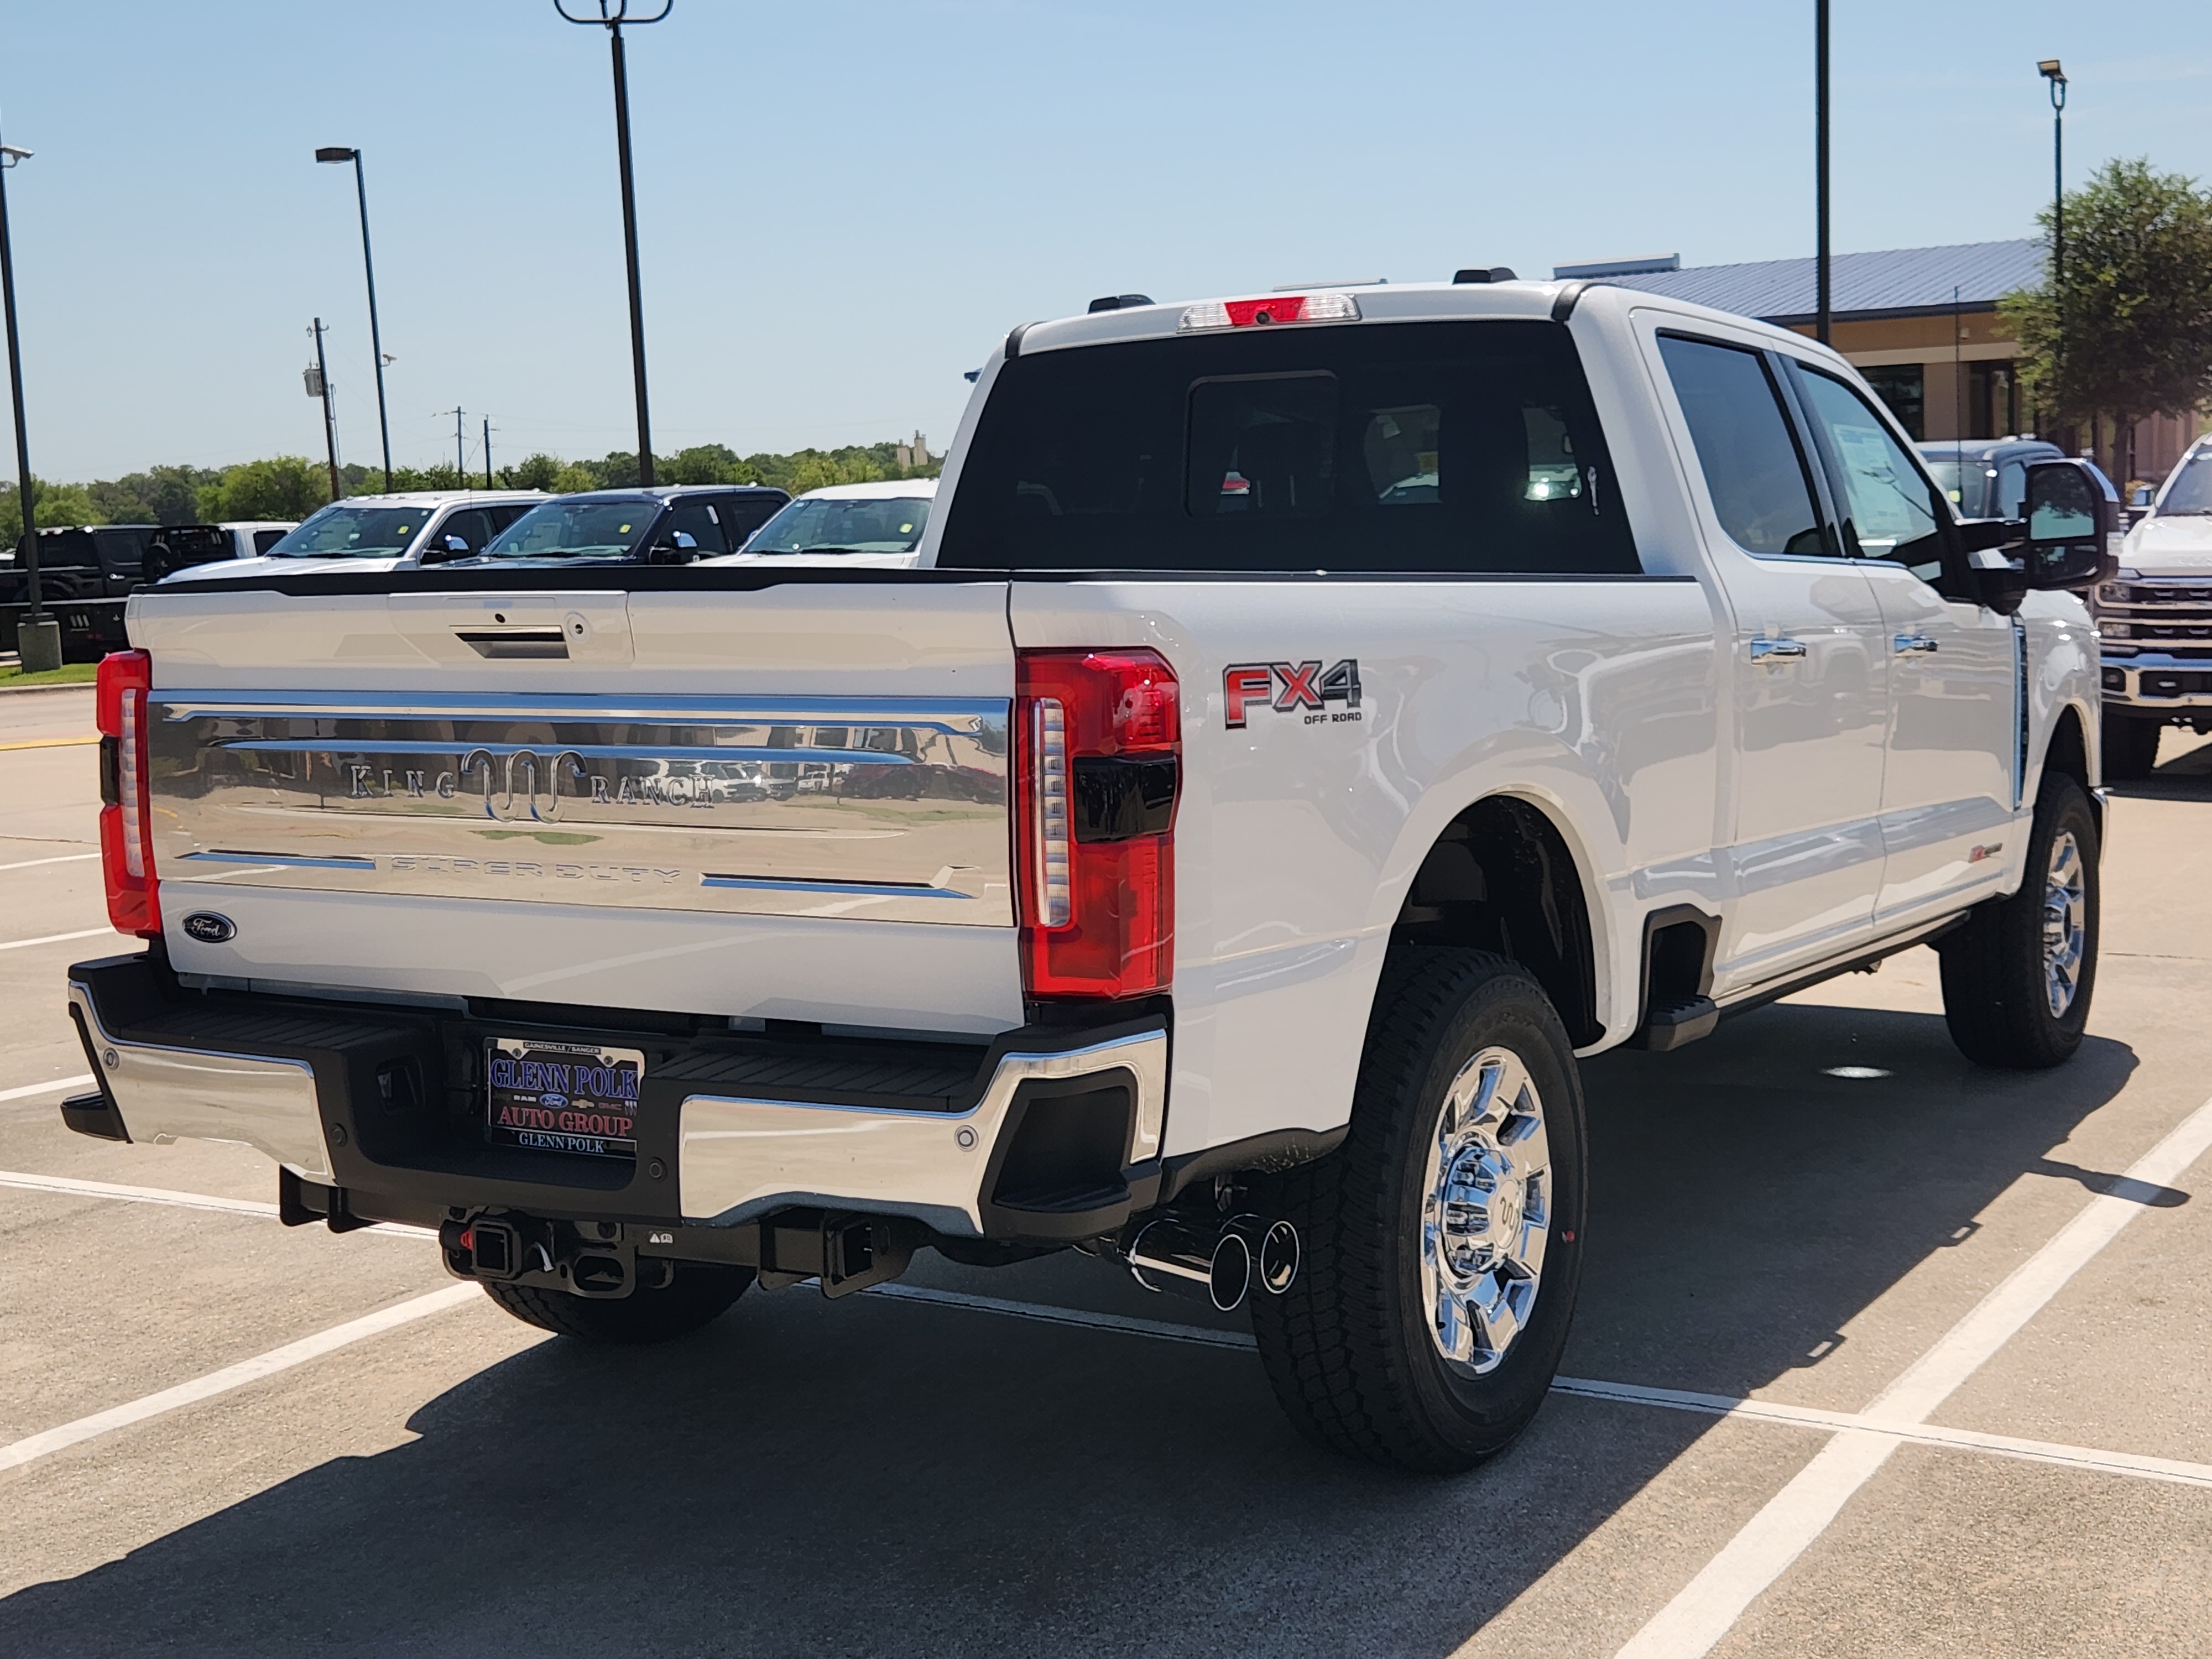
[1177,292,1361,333]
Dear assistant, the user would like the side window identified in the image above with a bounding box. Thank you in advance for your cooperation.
[484,503,533,535]
[1995,460,2028,521]
[1656,335,1828,557]
[252,529,288,555]
[664,498,722,551]
[1792,368,1947,579]
[719,493,783,546]
[436,509,493,554]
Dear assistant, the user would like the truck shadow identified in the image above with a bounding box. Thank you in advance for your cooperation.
[0,1001,2140,1659]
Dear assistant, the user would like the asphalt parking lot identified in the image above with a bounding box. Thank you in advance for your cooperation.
[2,682,2208,1658]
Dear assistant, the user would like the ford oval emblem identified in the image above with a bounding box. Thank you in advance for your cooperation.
[181,912,237,945]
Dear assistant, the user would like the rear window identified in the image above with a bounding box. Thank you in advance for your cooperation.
[937,320,1638,574]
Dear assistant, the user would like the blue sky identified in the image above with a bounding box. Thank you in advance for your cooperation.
[4,1,2208,481]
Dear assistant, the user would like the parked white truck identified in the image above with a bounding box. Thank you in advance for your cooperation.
[65,279,2115,1470]
[2094,434,2212,779]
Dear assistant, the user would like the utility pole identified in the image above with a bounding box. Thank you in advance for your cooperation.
[1814,0,1832,346]
[440,407,466,482]
[307,319,341,502]
[556,1,672,487]
[482,416,494,489]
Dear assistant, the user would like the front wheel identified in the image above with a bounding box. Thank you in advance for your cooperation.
[479,1260,753,1344]
[1250,950,1588,1472]
[1938,773,2099,1069]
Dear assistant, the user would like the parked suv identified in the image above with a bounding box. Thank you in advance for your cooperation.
[160,491,549,583]
[465,484,791,566]
[0,524,161,602]
[2095,434,2212,778]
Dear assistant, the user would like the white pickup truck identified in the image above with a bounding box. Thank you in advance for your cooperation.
[2095,434,2212,778]
[65,278,2116,1471]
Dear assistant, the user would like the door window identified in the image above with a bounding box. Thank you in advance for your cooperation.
[718,493,784,546]
[1792,369,1947,581]
[251,528,288,554]
[664,498,722,552]
[484,503,534,536]
[435,509,493,556]
[1656,335,1828,558]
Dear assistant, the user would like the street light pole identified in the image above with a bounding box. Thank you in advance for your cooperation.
[309,319,341,503]
[1815,0,1832,346]
[2038,60,2067,425]
[556,0,672,487]
[316,147,393,491]
[0,139,42,641]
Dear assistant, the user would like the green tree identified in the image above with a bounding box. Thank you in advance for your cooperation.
[198,456,331,521]
[502,452,598,493]
[0,478,104,542]
[2004,158,2212,472]
[664,443,758,486]
[90,464,214,525]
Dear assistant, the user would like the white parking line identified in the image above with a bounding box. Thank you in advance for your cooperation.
[0,1285,480,1474]
[0,1073,94,1104]
[0,1168,433,1235]
[0,853,100,874]
[0,927,113,953]
[1613,1092,2212,1659]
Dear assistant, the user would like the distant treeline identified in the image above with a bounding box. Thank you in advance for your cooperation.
[0,441,940,539]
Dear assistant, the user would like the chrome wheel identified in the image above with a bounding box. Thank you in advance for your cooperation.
[1420,1046,1551,1377]
[2042,828,2087,1018]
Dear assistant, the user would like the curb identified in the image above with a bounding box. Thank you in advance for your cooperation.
[0,681,97,696]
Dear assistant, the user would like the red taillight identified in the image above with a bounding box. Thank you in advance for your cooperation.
[1176,291,1363,332]
[96,649,159,938]
[1015,649,1180,999]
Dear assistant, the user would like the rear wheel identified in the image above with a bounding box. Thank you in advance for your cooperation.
[1938,773,2099,1069]
[1250,950,1587,1472]
[479,1261,753,1344]
[2101,711,2162,781]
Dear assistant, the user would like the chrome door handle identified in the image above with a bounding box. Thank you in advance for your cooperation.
[1892,633,1939,654]
[1749,637,1808,662]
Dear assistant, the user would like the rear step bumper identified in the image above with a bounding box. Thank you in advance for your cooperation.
[66,952,1167,1242]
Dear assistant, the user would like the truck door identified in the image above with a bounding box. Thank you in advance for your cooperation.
[1788,364,2020,922]
[1655,333,1888,987]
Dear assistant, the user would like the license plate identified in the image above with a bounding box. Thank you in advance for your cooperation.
[485,1038,644,1159]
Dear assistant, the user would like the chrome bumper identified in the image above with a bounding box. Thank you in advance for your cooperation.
[2100,653,2212,709]
[69,978,332,1178]
[679,1027,1166,1235]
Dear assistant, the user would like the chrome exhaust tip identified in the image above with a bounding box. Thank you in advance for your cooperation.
[1124,1217,1254,1312]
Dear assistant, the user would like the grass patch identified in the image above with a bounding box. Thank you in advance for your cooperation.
[0,661,100,687]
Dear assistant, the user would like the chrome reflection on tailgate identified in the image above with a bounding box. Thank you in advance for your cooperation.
[150,691,1011,925]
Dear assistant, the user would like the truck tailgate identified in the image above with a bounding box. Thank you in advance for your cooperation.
[131,581,1023,1034]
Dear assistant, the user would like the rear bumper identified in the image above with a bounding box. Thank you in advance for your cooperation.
[65,952,1167,1241]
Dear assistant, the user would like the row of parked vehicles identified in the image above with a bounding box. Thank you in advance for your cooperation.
[0,477,944,656]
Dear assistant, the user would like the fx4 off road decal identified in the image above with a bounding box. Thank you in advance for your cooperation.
[1223,660,1363,729]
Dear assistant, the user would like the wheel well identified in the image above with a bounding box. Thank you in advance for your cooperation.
[1388,797,1602,1045]
[2044,703,2089,795]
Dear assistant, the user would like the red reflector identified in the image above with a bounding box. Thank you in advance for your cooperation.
[1015,649,1179,1000]
[96,650,160,939]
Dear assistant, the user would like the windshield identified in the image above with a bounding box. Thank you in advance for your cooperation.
[266,505,429,560]
[481,499,658,560]
[2160,451,2212,515]
[1927,460,1995,519]
[744,494,933,554]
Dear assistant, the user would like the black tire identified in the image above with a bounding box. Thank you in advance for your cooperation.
[479,1260,753,1344]
[1939,773,2099,1070]
[2101,712,2162,782]
[1249,950,1587,1473]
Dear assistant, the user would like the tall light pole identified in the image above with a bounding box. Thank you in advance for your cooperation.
[307,319,341,502]
[315,147,393,492]
[1815,0,1832,346]
[2038,59,2067,434]
[0,134,56,672]
[556,0,671,487]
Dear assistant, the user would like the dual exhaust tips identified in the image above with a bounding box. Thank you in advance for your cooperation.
[1120,1212,1300,1312]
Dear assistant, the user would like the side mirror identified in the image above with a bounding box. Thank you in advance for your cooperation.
[646,529,699,565]
[2023,458,2120,591]
[444,534,472,554]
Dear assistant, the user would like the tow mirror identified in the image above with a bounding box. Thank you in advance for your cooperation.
[2022,458,2119,591]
